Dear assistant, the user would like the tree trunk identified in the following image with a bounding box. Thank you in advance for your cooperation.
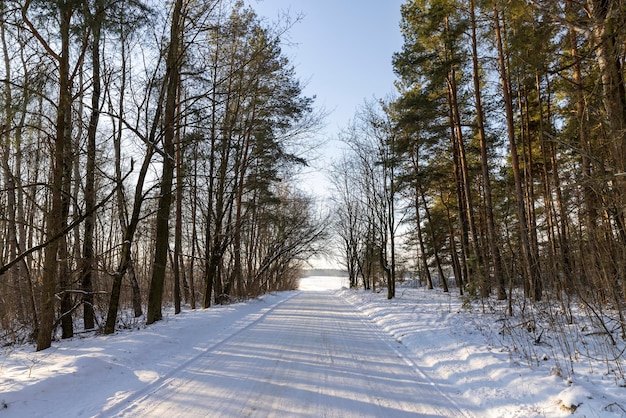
[414,178,433,290]
[421,188,448,293]
[470,0,506,300]
[104,10,165,332]
[1,6,35,325]
[567,0,596,292]
[445,201,463,295]
[173,79,184,315]
[28,1,74,351]
[385,135,396,300]
[447,66,484,295]
[146,0,184,325]
[81,0,103,331]
[493,3,541,301]
[586,0,626,298]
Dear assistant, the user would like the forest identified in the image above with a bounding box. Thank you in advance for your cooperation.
[0,0,327,352]
[330,0,626,374]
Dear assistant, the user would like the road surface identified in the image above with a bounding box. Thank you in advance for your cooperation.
[109,291,470,417]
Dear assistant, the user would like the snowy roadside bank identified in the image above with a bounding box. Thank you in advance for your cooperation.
[339,285,626,417]
[0,292,297,417]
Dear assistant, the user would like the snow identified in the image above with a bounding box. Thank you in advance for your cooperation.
[0,276,624,417]
[298,275,349,291]
[340,283,626,417]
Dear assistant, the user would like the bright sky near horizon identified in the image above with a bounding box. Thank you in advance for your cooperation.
[252,0,406,199]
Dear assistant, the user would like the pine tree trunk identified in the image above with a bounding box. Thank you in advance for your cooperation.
[586,0,626,297]
[445,200,463,295]
[414,177,433,290]
[448,66,484,295]
[493,3,542,301]
[421,188,448,292]
[519,82,542,300]
[470,0,506,300]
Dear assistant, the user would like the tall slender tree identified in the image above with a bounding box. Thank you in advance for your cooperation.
[146,0,184,325]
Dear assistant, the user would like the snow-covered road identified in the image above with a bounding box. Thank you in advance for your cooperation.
[4,278,624,417]
[106,291,470,417]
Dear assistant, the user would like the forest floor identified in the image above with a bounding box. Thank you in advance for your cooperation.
[0,276,625,417]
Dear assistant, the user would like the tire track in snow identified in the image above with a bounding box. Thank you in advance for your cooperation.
[96,291,300,418]
[339,291,475,418]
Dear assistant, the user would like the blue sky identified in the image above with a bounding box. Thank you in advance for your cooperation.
[252,0,406,198]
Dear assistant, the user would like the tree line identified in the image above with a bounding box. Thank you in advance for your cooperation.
[332,0,625,342]
[0,0,326,351]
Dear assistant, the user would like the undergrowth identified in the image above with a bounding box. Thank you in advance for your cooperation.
[473,290,626,386]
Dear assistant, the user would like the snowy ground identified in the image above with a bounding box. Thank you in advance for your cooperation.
[341,283,626,417]
[0,276,624,417]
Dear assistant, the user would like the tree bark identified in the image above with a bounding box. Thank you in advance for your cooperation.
[493,2,542,301]
[470,0,506,299]
[81,0,104,331]
[146,0,184,325]
[27,1,74,351]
